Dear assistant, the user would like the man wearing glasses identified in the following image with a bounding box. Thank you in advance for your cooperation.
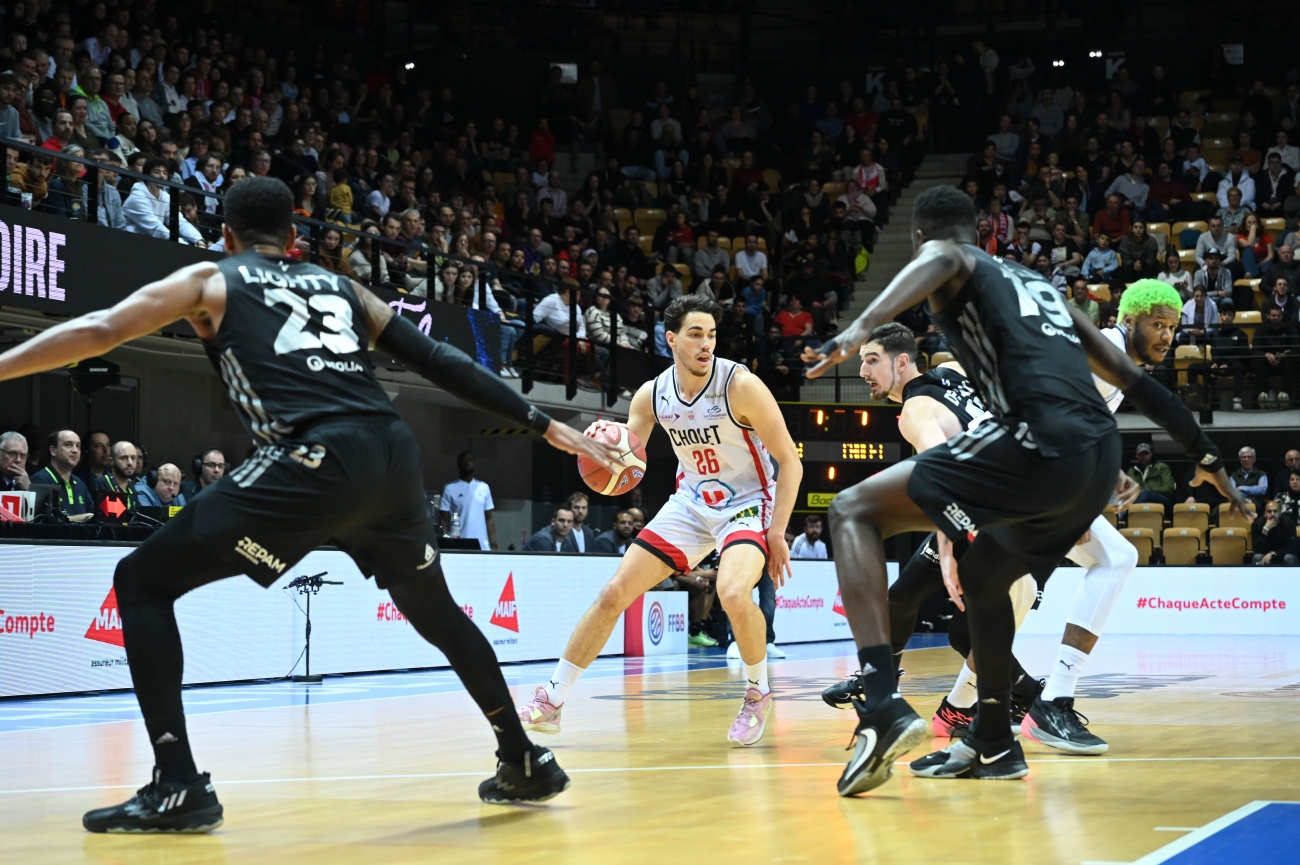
[183,448,226,500]
[0,430,30,492]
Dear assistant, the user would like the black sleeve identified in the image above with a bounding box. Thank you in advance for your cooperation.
[375,313,552,433]
[1122,374,1223,473]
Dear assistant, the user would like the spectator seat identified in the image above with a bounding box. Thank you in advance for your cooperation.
[696,236,732,251]
[1102,510,1119,528]
[1178,249,1197,268]
[1178,90,1209,110]
[1172,502,1211,533]
[613,207,633,235]
[927,351,955,369]
[1126,503,1166,534]
[656,262,692,288]
[762,168,782,192]
[1147,222,1171,245]
[1205,161,1226,176]
[1202,117,1239,137]
[1162,528,1202,564]
[1189,192,1218,204]
[1171,221,1207,249]
[1120,528,1156,564]
[637,235,655,254]
[1263,218,1287,233]
[1209,527,1248,564]
[1217,504,1253,542]
[1174,344,1209,386]
[1149,116,1170,136]
[1234,278,1265,311]
[634,208,667,236]
[1235,309,1261,345]
[1088,284,1112,303]
[822,181,845,198]
[492,171,515,191]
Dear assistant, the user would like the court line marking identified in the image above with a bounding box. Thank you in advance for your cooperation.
[1083,801,1298,865]
[1152,827,1198,832]
[5,758,1300,796]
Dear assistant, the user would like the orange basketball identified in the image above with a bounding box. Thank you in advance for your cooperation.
[578,424,648,496]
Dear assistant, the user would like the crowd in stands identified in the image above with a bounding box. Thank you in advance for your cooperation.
[0,1,922,396]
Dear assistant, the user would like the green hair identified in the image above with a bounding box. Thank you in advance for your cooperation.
[1118,279,1182,320]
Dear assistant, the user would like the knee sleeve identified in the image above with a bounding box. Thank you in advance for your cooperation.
[1064,520,1139,635]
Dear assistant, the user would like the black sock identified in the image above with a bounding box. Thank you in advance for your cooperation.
[857,644,896,710]
[1011,656,1038,699]
[389,568,531,763]
[892,650,905,688]
[144,713,200,783]
[973,685,1012,742]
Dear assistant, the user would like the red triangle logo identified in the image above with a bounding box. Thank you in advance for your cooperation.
[490,573,519,632]
[85,587,125,647]
[832,590,846,618]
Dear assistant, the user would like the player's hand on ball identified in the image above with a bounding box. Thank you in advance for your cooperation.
[767,528,792,588]
[583,418,618,437]
[544,421,623,473]
[1109,470,1141,512]
[937,531,964,612]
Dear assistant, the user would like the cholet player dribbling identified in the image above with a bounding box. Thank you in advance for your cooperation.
[518,294,803,745]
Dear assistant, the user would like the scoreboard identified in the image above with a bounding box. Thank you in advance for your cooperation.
[780,402,910,511]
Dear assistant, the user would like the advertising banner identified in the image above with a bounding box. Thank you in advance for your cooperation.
[624,591,688,656]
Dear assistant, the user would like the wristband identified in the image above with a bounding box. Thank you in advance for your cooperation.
[1122,374,1223,473]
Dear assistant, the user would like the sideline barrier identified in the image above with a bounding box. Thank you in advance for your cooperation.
[1,544,1295,699]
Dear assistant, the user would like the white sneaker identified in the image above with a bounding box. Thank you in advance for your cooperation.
[1259,391,1275,410]
[766,643,786,658]
[1232,397,1244,411]
[1279,391,1292,410]
[726,641,742,659]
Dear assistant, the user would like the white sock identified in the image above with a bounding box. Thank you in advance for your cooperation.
[1042,645,1089,701]
[744,661,769,695]
[545,658,585,705]
[947,662,979,709]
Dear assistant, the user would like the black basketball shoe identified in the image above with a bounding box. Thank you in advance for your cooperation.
[909,733,1030,780]
[930,697,975,738]
[478,746,571,804]
[821,672,867,709]
[82,768,223,833]
[1022,696,1109,755]
[836,695,929,797]
[1010,675,1045,732]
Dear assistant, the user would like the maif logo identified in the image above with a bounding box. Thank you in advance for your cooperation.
[647,601,665,645]
[85,587,124,647]
[490,573,519,632]
[833,590,846,618]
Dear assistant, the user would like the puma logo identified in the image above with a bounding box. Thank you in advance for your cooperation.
[980,749,1011,764]
[1059,660,1076,670]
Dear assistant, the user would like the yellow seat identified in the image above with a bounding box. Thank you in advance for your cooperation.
[1120,528,1156,564]
[1162,529,1202,565]
[1263,218,1287,233]
[1174,344,1208,386]
[1147,222,1171,245]
[1103,510,1119,528]
[928,351,955,368]
[822,181,846,198]
[1172,503,1211,533]
[637,236,655,254]
[1189,191,1218,203]
[634,207,667,237]
[1179,90,1210,110]
[696,236,732,251]
[1217,504,1253,535]
[1127,503,1166,535]
[1235,309,1262,345]
[1179,249,1198,268]
[1171,221,1208,250]
[492,171,515,191]
[655,261,691,288]
[722,156,742,171]
[1209,527,1248,563]
[1088,284,1112,303]
[613,206,633,237]
[762,168,782,191]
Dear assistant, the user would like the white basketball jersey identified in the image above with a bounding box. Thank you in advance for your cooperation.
[652,358,776,509]
[1093,326,1128,414]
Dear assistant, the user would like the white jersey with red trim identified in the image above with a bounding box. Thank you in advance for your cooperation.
[1093,326,1128,414]
[652,357,777,510]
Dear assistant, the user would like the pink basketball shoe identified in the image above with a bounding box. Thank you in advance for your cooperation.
[518,687,563,734]
[727,687,772,746]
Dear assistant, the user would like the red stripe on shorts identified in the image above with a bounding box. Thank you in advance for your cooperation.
[722,529,769,554]
[637,528,690,572]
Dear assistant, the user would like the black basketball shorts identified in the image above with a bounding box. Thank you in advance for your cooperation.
[906,420,1121,575]
[131,415,439,591]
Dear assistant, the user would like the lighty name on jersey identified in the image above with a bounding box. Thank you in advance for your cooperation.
[237,264,344,293]
[667,425,724,447]
[1040,322,1081,344]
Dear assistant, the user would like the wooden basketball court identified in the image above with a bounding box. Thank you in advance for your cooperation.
[2,634,1297,864]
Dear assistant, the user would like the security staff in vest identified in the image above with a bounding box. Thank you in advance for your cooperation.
[31,430,94,521]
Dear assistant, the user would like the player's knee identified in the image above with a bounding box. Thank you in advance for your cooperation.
[594,579,634,617]
[1110,537,1140,572]
[827,490,866,528]
[714,576,752,611]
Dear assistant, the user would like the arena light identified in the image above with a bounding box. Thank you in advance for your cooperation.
[1089,50,1103,58]
[827,466,837,481]
[404,62,415,70]
[1052,59,1065,67]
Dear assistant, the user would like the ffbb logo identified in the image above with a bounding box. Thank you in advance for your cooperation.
[490,573,519,632]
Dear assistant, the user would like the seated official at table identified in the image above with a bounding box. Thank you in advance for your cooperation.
[30,430,94,521]
[135,463,188,509]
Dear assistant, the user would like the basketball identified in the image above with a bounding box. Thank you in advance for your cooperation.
[577,424,647,496]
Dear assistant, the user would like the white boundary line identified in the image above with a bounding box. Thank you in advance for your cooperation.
[4,759,1300,797]
[1084,801,1300,865]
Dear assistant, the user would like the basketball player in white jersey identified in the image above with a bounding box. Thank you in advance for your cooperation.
[517,294,802,746]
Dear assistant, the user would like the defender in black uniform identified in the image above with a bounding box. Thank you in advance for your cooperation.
[803,185,1251,794]
[0,179,623,832]
[821,327,1041,734]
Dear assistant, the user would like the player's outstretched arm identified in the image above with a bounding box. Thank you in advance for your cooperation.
[582,381,656,448]
[804,240,975,379]
[731,370,802,586]
[1068,305,1255,522]
[355,283,623,471]
[0,263,217,383]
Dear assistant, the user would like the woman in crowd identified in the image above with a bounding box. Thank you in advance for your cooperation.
[1158,250,1193,299]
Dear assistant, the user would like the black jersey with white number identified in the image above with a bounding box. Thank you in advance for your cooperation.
[205,251,398,442]
[901,366,990,433]
[926,246,1114,457]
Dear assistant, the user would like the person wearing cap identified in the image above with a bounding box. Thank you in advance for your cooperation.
[1216,154,1256,211]
[1195,216,1242,278]
[1126,443,1175,508]
[1193,247,1234,307]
